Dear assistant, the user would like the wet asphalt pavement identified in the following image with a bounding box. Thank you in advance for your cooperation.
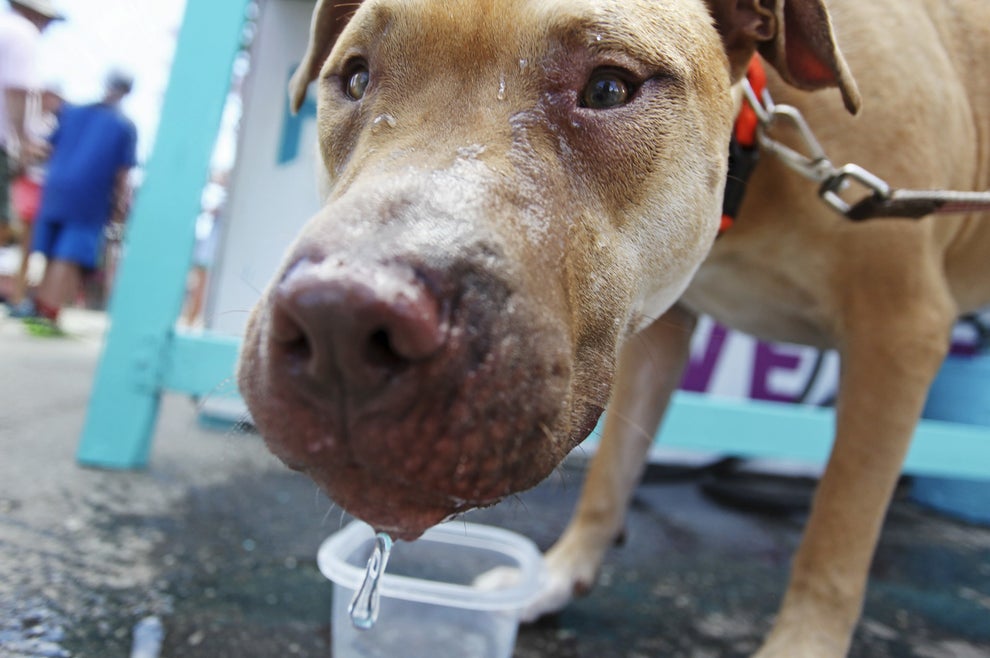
[1,310,989,658]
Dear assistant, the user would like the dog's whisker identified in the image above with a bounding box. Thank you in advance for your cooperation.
[233,414,254,435]
[320,498,339,527]
[195,376,238,410]
[334,4,362,26]
[237,273,265,297]
[214,308,253,318]
[605,409,657,447]
[490,494,526,526]
[337,506,349,531]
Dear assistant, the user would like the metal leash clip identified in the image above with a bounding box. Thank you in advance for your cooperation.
[740,78,990,221]
[818,164,891,219]
[741,81,834,185]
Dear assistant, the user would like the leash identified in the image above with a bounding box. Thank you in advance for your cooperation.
[739,70,990,222]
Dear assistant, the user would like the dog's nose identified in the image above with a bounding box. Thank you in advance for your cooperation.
[270,257,447,398]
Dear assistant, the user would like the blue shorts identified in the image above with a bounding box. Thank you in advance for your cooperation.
[32,216,104,270]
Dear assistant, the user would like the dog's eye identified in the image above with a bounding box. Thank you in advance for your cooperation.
[345,65,370,100]
[581,71,632,109]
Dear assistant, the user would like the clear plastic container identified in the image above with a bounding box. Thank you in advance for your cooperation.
[317,520,545,658]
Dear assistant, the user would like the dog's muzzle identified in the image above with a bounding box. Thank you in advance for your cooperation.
[239,241,584,539]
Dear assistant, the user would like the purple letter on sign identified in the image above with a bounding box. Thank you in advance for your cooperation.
[751,343,802,403]
[681,324,729,392]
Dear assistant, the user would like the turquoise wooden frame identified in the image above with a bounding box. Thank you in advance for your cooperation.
[77,0,990,483]
[76,0,249,467]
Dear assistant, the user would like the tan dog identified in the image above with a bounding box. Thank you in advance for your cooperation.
[237,0,990,655]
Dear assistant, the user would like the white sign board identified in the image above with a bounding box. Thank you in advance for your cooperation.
[208,0,320,337]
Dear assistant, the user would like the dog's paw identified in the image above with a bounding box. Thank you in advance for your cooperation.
[516,563,591,622]
[473,564,573,622]
[514,539,604,622]
[752,626,849,658]
[473,548,597,622]
[752,646,837,658]
[473,565,523,592]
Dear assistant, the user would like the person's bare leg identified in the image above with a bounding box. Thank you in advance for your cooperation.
[35,259,82,320]
[182,266,208,326]
[10,223,33,305]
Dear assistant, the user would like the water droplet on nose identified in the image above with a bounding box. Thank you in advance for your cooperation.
[349,531,393,630]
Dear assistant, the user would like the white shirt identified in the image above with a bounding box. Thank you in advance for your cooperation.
[0,9,41,150]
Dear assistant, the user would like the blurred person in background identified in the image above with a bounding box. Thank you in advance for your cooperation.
[18,69,136,336]
[0,0,61,248]
[6,80,62,312]
[181,175,226,328]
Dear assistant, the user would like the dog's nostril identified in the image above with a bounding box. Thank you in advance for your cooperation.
[365,328,409,373]
[269,258,447,396]
[271,298,314,362]
[284,331,313,364]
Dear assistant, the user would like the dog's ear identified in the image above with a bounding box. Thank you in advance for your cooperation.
[705,0,861,114]
[289,0,363,113]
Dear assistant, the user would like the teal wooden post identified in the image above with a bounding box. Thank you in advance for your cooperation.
[77,0,252,468]
[658,392,990,480]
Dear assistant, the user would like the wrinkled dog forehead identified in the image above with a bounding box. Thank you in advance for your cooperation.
[324,0,724,74]
[293,0,736,329]
[305,0,736,195]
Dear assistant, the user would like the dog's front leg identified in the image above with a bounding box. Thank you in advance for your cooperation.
[755,250,955,657]
[524,305,697,620]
